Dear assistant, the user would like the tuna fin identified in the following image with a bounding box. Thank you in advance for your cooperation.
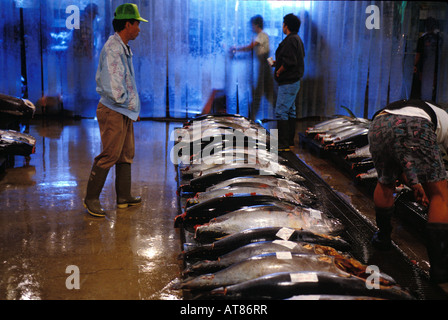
[340,105,357,119]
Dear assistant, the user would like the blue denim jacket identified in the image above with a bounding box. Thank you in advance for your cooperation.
[95,33,140,121]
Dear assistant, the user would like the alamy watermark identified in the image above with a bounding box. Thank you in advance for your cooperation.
[65,265,80,290]
[65,5,80,30]
[365,265,381,289]
[366,5,380,30]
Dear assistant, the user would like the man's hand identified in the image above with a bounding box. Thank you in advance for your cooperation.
[412,183,429,207]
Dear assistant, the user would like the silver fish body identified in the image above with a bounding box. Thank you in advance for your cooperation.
[194,205,344,241]
[202,271,413,300]
[306,117,354,134]
[0,129,36,156]
[356,168,378,180]
[181,149,285,175]
[187,184,312,207]
[183,240,348,276]
[181,227,351,261]
[320,126,369,144]
[191,162,305,183]
[176,252,396,291]
[205,175,308,193]
[346,144,372,160]
[183,147,286,170]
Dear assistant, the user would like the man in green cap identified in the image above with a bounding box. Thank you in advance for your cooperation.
[84,3,148,217]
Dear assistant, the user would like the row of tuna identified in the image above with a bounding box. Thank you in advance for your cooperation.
[172,114,413,300]
[305,116,377,181]
[0,93,37,158]
[0,130,36,157]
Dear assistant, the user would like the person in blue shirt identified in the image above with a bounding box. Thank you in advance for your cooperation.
[84,3,147,217]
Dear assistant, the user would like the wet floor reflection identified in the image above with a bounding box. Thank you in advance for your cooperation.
[0,118,184,300]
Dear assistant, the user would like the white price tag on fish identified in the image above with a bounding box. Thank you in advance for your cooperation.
[276,227,295,240]
[308,208,322,220]
[276,251,292,259]
[273,240,298,249]
[289,272,319,283]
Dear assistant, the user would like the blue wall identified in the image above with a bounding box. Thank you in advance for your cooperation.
[1,1,447,119]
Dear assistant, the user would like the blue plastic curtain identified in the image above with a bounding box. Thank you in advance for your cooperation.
[1,0,447,119]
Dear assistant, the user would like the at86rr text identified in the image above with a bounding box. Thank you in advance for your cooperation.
[221,304,267,315]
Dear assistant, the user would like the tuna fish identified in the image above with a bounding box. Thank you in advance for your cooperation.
[175,135,270,164]
[306,117,354,135]
[183,241,349,276]
[201,176,316,205]
[175,195,320,230]
[191,162,304,183]
[351,158,374,172]
[0,93,36,117]
[320,126,369,145]
[181,147,286,173]
[175,252,396,291]
[181,227,351,261]
[186,184,313,208]
[176,126,270,145]
[205,175,310,194]
[323,130,369,151]
[200,271,413,300]
[0,130,36,156]
[315,125,360,143]
[178,168,277,194]
[193,205,344,242]
[345,144,372,160]
[356,168,378,181]
[182,115,253,131]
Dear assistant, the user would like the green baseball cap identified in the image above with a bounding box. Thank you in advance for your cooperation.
[114,3,148,22]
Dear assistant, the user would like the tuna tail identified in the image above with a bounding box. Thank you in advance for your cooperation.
[173,212,186,228]
[177,183,194,195]
[182,243,215,261]
[334,256,397,286]
[182,259,223,276]
[176,274,217,291]
[169,278,184,290]
[194,227,226,244]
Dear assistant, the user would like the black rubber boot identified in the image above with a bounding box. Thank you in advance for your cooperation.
[115,163,142,209]
[84,165,109,217]
[277,120,290,151]
[426,223,448,284]
[371,206,394,250]
[288,118,296,147]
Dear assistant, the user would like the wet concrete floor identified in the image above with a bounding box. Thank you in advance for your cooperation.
[0,117,431,299]
[0,118,184,300]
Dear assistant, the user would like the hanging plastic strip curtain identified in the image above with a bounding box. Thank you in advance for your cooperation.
[0,1,447,119]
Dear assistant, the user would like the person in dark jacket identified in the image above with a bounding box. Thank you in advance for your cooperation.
[272,13,305,150]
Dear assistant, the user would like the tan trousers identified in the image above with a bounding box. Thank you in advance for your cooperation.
[93,103,135,169]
